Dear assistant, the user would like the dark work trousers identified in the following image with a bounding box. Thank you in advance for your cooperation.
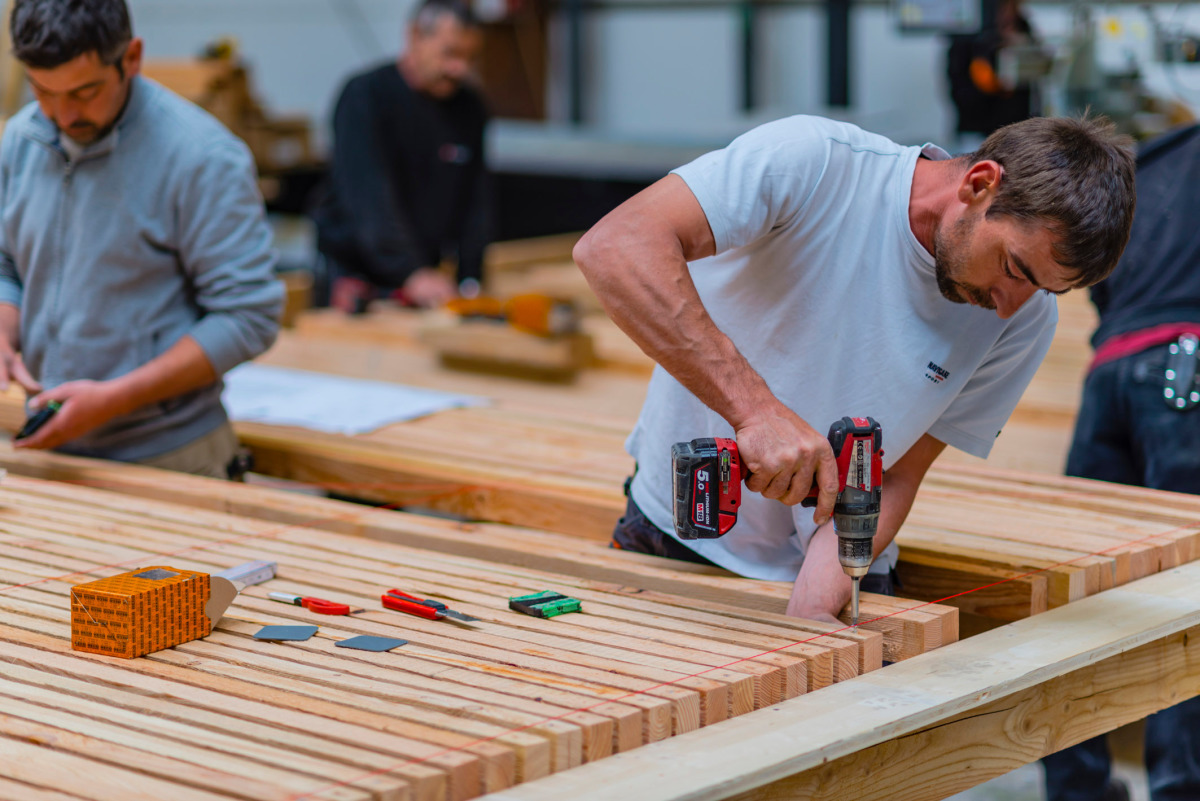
[1042,343,1200,801]
[610,491,897,597]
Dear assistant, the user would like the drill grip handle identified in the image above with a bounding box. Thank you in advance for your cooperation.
[799,416,883,508]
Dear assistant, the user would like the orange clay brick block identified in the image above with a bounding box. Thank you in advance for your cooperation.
[71,566,212,659]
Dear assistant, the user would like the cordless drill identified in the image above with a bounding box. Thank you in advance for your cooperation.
[672,416,883,625]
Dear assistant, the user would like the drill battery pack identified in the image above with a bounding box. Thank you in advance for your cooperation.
[672,437,743,540]
[509,591,582,618]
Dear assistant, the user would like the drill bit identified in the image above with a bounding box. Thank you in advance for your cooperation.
[851,577,860,627]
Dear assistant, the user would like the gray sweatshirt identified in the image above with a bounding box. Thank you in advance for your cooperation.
[0,76,283,460]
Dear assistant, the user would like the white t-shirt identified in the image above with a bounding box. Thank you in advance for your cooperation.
[626,115,1057,582]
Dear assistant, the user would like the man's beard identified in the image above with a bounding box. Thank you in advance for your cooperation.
[64,121,106,144]
[933,213,994,310]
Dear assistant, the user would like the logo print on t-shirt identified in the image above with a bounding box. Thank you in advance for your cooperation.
[925,361,950,384]
[439,143,472,164]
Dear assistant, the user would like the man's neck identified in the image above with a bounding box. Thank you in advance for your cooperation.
[908,157,962,256]
[396,55,424,94]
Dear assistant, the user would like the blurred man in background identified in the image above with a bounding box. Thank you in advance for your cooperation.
[315,0,493,314]
[1041,124,1200,801]
[947,0,1041,151]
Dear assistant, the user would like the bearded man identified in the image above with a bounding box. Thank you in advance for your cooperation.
[575,115,1136,622]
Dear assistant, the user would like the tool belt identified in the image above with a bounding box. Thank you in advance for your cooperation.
[1163,333,1200,411]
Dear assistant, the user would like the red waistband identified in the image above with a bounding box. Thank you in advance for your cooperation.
[1090,323,1200,372]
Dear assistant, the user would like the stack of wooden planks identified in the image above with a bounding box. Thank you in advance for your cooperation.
[0,464,960,799]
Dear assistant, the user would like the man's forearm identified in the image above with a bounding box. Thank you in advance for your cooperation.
[106,336,217,418]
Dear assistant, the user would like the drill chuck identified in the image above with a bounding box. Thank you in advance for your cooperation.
[832,481,880,578]
[835,518,877,578]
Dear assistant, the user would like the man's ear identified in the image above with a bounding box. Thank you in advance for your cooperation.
[123,37,144,78]
[957,159,1004,206]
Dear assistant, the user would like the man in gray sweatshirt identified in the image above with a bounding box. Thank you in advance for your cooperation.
[0,0,283,477]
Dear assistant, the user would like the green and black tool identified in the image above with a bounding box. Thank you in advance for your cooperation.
[509,591,582,618]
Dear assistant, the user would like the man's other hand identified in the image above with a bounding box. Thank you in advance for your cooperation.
[0,350,42,395]
[736,406,839,524]
[15,380,122,451]
[403,267,457,308]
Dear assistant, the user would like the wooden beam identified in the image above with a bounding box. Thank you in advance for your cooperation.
[479,559,1200,801]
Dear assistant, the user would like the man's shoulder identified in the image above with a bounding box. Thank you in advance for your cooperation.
[137,78,253,166]
[341,62,404,99]
[1006,290,1059,340]
[5,101,43,133]
[733,115,904,154]
[1,101,53,150]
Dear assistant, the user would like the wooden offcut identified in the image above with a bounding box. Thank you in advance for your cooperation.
[418,316,596,381]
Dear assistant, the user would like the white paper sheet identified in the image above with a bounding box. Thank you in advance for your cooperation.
[222,364,488,436]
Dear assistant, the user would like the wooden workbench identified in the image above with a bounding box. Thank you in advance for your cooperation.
[0,453,965,800]
[0,451,1197,801]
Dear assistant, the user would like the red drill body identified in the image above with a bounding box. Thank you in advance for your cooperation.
[672,417,884,623]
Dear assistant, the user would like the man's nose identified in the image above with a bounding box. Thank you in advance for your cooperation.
[53,99,81,127]
[991,282,1037,319]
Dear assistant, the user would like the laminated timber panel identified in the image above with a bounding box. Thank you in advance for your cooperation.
[480,559,1200,801]
[0,447,957,664]
[0,473,901,800]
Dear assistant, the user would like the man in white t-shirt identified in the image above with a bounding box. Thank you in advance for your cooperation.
[575,115,1136,623]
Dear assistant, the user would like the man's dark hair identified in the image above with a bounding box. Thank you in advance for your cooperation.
[968,115,1137,289]
[412,0,478,34]
[10,0,132,73]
